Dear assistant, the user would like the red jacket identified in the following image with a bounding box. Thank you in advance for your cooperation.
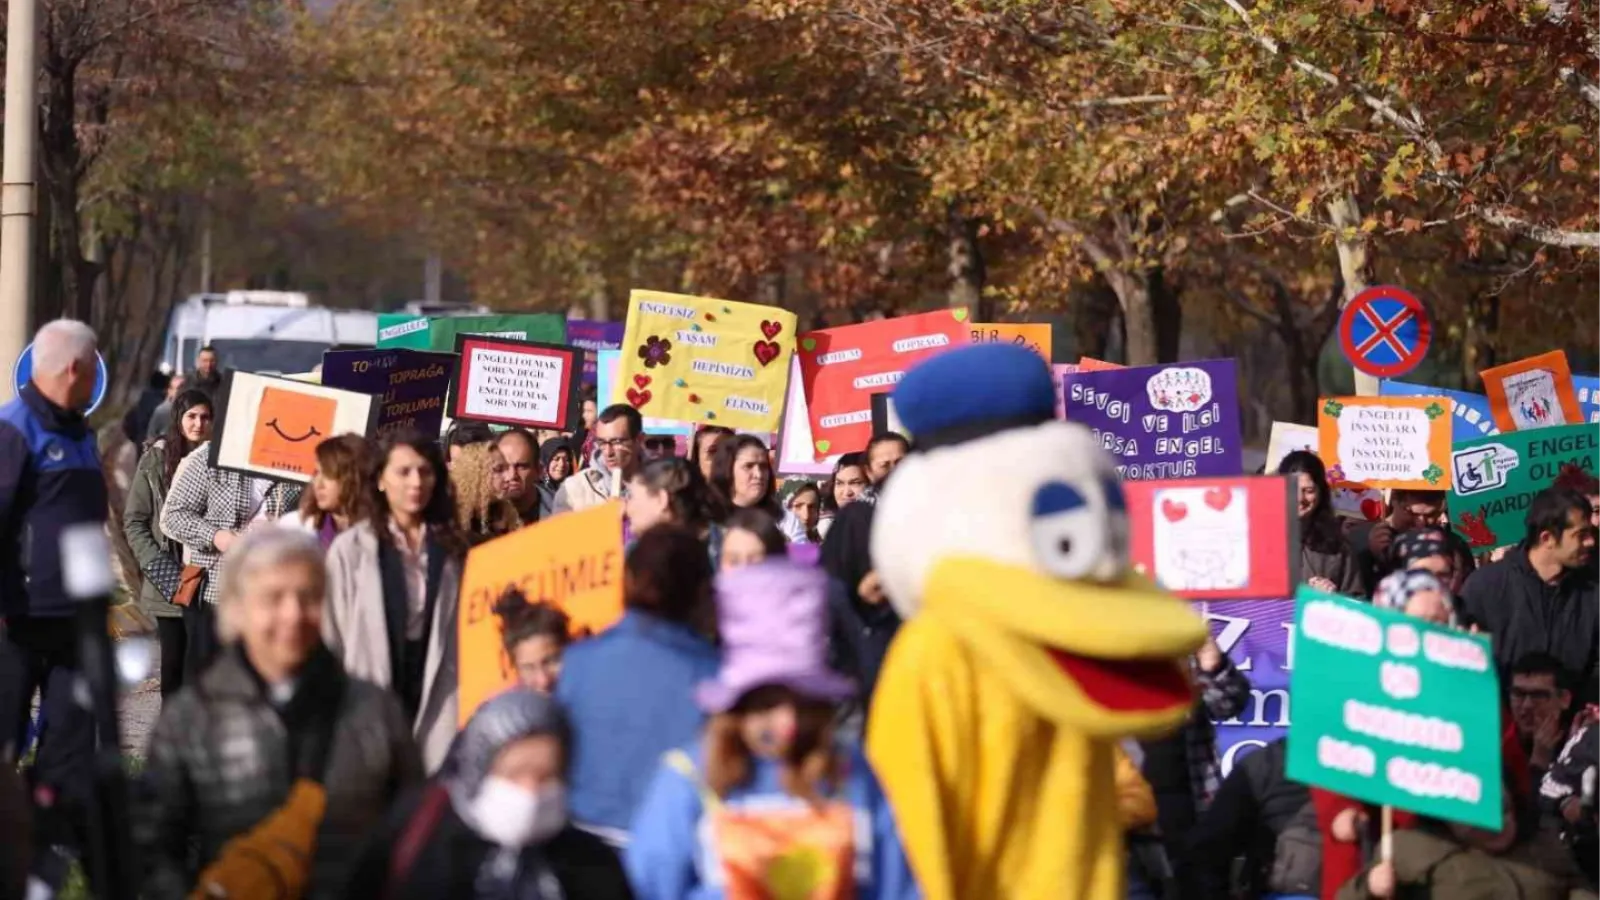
[1310,704,1531,899]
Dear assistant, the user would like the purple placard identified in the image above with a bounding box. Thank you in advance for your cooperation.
[1062,359,1243,479]
[321,348,455,438]
[787,542,821,566]
[567,319,625,386]
[1204,599,1294,776]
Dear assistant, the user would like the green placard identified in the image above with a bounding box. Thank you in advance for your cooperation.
[1448,424,1598,551]
[1285,586,1502,830]
[376,314,567,352]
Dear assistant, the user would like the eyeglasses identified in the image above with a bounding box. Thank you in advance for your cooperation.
[594,438,635,451]
[1510,687,1556,702]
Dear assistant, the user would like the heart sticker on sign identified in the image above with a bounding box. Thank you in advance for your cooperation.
[1161,498,1188,522]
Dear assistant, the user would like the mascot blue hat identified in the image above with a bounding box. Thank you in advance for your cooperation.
[893,343,1056,451]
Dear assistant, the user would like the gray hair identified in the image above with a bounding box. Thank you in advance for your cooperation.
[214,525,325,642]
[31,319,97,377]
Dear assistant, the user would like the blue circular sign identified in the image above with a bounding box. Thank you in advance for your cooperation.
[1338,285,1432,379]
[13,343,109,415]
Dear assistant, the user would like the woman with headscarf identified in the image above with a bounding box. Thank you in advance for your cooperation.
[1277,451,1366,596]
[345,689,632,899]
[124,388,212,698]
[625,559,917,900]
[538,437,576,517]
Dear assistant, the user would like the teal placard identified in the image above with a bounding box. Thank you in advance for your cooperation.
[1285,586,1502,830]
[1448,424,1598,551]
[376,314,567,352]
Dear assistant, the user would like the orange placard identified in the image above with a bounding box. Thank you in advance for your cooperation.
[248,387,336,477]
[1317,395,1454,491]
[1077,356,1124,371]
[970,323,1052,362]
[1481,351,1582,432]
[457,501,625,724]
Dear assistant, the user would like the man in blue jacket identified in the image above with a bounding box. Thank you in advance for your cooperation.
[0,319,107,850]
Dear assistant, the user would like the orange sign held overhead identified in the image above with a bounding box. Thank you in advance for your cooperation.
[1317,395,1454,491]
[248,387,336,477]
[1077,357,1124,372]
[970,323,1052,362]
[456,501,625,724]
[1480,350,1583,432]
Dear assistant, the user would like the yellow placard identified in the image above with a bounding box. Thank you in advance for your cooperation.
[617,289,796,432]
[456,501,625,725]
[970,323,1052,362]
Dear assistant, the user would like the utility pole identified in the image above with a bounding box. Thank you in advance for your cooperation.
[0,0,38,403]
[424,252,442,305]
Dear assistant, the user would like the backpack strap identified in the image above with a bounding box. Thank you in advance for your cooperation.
[385,784,452,898]
[664,749,723,812]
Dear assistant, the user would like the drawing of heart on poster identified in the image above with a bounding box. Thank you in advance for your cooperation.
[1151,485,1250,591]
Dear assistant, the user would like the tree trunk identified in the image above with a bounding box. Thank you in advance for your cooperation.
[1326,192,1378,396]
[1150,267,1182,363]
[1106,269,1158,366]
[946,201,987,319]
[1072,276,1120,361]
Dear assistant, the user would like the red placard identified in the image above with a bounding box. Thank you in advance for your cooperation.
[796,310,969,460]
[1123,475,1299,600]
[450,335,583,431]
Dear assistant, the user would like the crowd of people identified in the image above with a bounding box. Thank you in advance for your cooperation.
[0,318,1595,900]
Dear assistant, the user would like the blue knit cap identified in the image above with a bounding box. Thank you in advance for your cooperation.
[892,343,1055,450]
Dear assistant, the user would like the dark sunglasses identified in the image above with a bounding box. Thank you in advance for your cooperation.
[643,437,676,452]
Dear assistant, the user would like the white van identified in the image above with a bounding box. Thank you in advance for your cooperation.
[160,291,378,375]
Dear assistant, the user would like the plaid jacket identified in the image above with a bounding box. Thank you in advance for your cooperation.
[159,443,300,606]
[1190,653,1252,813]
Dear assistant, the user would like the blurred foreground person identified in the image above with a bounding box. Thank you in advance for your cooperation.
[347,689,632,899]
[626,560,917,900]
[136,527,422,899]
[557,525,720,845]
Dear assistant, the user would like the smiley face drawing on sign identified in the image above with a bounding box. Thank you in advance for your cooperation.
[249,387,337,476]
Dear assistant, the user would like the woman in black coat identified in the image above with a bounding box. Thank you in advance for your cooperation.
[346,689,632,900]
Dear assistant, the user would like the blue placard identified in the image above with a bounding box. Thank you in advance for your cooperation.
[1575,374,1600,424]
[1379,379,1499,442]
[13,343,109,415]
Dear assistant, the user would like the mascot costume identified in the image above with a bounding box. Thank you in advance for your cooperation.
[866,343,1207,899]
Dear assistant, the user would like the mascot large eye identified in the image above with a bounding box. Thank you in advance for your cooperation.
[1030,481,1109,580]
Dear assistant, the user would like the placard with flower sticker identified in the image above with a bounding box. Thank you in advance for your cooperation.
[1317,395,1454,491]
[617,289,797,432]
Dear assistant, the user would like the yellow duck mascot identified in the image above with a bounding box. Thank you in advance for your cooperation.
[866,343,1207,900]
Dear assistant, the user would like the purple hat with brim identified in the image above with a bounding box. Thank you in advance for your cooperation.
[695,559,856,714]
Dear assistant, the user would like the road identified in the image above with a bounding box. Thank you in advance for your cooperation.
[118,637,163,758]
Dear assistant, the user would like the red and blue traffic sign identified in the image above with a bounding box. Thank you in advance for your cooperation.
[1338,285,1432,379]
[13,342,109,415]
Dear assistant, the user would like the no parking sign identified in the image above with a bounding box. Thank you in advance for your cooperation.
[1338,285,1432,379]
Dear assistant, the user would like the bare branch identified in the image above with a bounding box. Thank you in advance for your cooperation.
[1477,209,1600,249]
[1559,67,1600,110]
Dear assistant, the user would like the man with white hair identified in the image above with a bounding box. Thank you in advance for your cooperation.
[0,319,107,846]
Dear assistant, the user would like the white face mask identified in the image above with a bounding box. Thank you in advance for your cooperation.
[468,776,568,848]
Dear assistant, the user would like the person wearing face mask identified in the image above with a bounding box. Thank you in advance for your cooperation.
[625,560,918,900]
[324,431,467,771]
[347,689,632,899]
[706,434,808,544]
[1277,451,1365,596]
[124,388,213,699]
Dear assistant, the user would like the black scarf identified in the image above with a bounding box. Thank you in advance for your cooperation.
[377,531,447,722]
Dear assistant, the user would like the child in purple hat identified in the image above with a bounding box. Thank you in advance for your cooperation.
[624,559,919,900]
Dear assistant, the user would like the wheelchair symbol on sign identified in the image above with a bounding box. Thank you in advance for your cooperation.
[1452,444,1517,496]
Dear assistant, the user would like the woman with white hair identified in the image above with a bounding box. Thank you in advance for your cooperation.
[136,527,423,899]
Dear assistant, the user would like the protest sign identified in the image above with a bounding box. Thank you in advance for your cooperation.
[1285,586,1502,830]
[1263,421,1384,520]
[970,323,1052,362]
[798,310,967,460]
[1077,357,1123,371]
[870,393,909,441]
[1575,374,1600,423]
[321,348,455,438]
[1449,424,1599,550]
[1123,476,1299,599]
[1052,364,1080,418]
[617,289,795,433]
[209,371,378,483]
[1380,379,1499,442]
[457,502,625,725]
[1317,396,1453,491]
[1481,351,1582,432]
[1061,359,1243,479]
[596,349,693,441]
[1265,421,1318,473]
[1208,599,1295,775]
[567,318,625,386]
[776,357,838,476]
[450,335,583,431]
[377,313,567,351]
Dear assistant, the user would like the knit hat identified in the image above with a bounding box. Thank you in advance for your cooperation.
[445,689,571,797]
[892,343,1055,451]
[695,559,855,713]
[1392,528,1450,567]
[1372,569,1457,625]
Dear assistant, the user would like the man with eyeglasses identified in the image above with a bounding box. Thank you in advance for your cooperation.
[1348,489,1465,596]
[1508,652,1574,782]
[553,404,642,514]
